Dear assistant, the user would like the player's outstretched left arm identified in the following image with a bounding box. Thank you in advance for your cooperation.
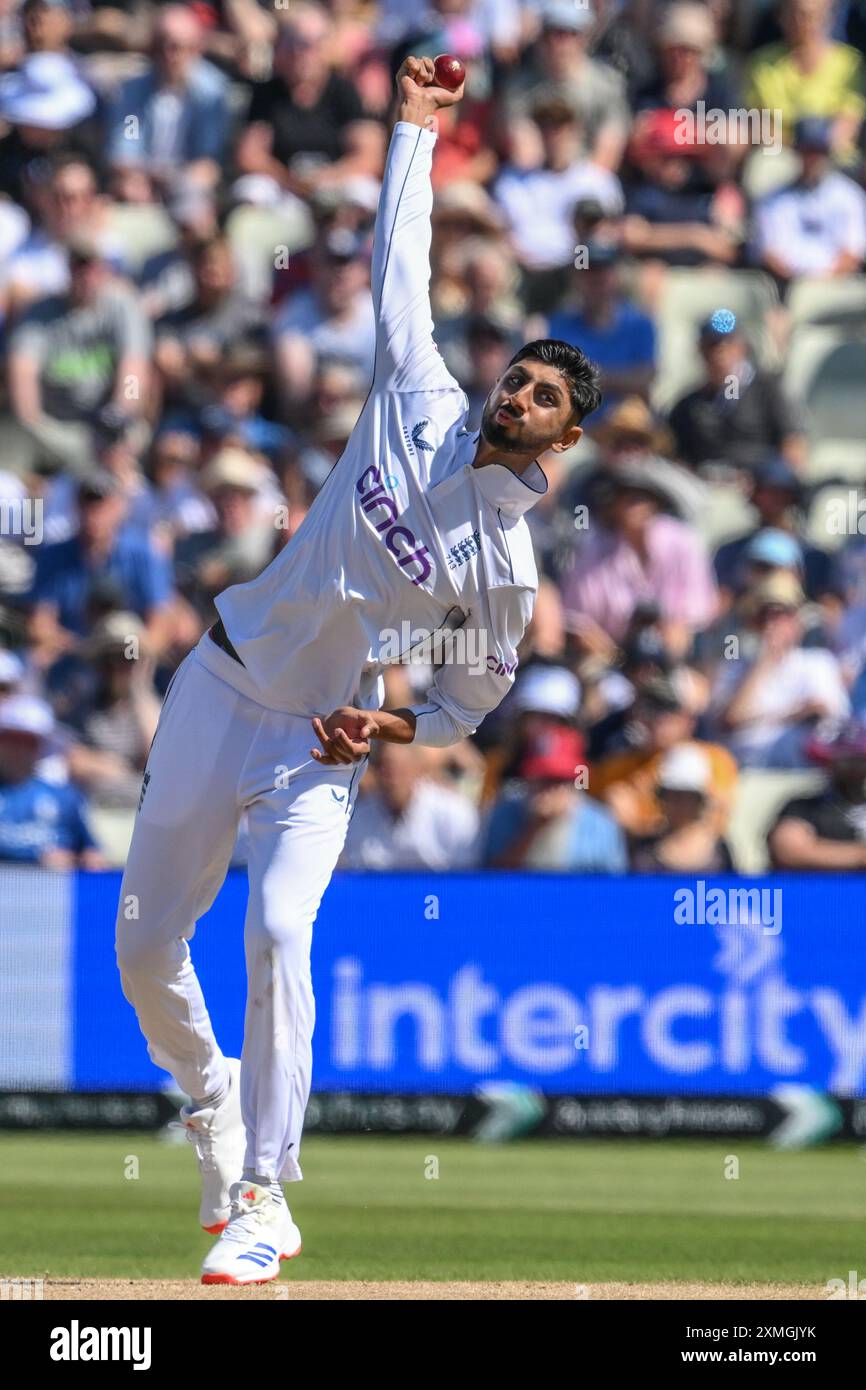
[369,56,464,394]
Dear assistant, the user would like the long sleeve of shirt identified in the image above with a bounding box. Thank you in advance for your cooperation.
[370,120,458,395]
[407,584,535,747]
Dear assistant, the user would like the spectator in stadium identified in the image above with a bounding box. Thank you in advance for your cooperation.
[435,239,523,383]
[493,96,624,313]
[711,571,850,768]
[7,234,151,475]
[667,316,806,473]
[590,671,737,839]
[481,721,626,871]
[172,447,278,624]
[629,742,735,872]
[340,739,480,870]
[547,241,656,414]
[479,661,582,806]
[272,225,375,409]
[747,0,866,158]
[0,154,124,321]
[586,629,675,761]
[235,2,384,201]
[502,0,631,171]
[620,108,744,269]
[26,470,176,661]
[752,116,866,282]
[0,693,104,866]
[137,186,220,321]
[0,6,98,205]
[560,465,718,657]
[768,719,866,869]
[106,5,230,192]
[634,3,739,117]
[137,423,214,545]
[480,722,622,872]
[154,236,266,411]
[62,611,161,811]
[713,458,833,603]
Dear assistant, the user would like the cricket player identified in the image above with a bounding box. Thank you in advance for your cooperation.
[115,56,601,1285]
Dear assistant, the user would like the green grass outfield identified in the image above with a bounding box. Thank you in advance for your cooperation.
[1,1133,863,1286]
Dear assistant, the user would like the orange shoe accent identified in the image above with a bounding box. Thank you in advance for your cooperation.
[201,1220,228,1235]
[201,1272,278,1286]
[280,1242,302,1260]
[242,1188,256,1201]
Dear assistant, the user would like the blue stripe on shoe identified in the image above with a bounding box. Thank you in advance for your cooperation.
[254,1243,277,1255]
[237,1253,271,1267]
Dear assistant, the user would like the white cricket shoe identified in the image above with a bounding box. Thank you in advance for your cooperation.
[179,1057,246,1234]
[200,1181,302,1285]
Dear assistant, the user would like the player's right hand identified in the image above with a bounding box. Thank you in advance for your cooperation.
[311,707,379,765]
[397,56,464,113]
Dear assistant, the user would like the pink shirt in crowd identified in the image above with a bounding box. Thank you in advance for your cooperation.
[561,514,718,642]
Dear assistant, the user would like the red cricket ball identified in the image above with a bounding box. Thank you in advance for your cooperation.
[432,54,465,92]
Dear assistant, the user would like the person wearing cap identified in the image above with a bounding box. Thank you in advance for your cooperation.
[0,692,104,867]
[273,225,375,408]
[620,108,744,269]
[174,449,277,622]
[236,4,384,201]
[668,318,805,473]
[591,671,737,838]
[116,55,604,1284]
[547,241,656,414]
[339,739,479,870]
[481,719,626,871]
[635,4,738,120]
[747,0,866,160]
[25,470,176,660]
[0,8,98,207]
[502,0,631,171]
[629,741,735,873]
[492,97,624,309]
[478,659,582,804]
[105,5,230,191]
[752,115,866,281]
[7,233,151,474]
[714,475,834,603]
[768,718,866,869]
[711,571,849,767]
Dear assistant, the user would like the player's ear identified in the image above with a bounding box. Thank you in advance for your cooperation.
[552,424,582,454]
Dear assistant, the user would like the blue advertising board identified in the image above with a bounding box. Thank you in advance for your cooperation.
[63,871,866,1098]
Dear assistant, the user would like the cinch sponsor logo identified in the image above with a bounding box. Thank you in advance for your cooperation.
[356,463,432,587]
[50,1321,152,1371]
[487,653,517,676]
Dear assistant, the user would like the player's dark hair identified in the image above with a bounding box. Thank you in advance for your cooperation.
[509,339,603,423]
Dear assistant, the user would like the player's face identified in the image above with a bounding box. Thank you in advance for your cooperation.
[481,361,582,456]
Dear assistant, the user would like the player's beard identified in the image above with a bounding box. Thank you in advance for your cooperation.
[480,398,526,453]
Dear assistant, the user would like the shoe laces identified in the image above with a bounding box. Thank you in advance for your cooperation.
[170,1115,218,1173]
[222,1189,276,1245]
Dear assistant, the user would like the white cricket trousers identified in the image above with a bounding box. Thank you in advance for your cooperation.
[115,640,367,1183]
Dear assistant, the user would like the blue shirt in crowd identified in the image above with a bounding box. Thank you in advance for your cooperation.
[0,777,97,863]
[27,530,173,635]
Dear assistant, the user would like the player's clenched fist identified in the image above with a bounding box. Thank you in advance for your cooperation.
[395,55,464,130]
[311,707,379,765]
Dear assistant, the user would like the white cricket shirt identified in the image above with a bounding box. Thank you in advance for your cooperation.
[200,121,546,747]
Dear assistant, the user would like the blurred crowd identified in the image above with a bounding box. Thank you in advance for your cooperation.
[3,0,866,873]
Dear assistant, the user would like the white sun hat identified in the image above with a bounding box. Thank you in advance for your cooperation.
[0,53,96,131]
